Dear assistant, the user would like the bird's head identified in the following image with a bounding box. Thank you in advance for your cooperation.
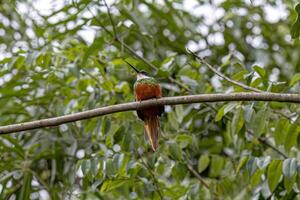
[137,70,151,80]
[124,60,151,80]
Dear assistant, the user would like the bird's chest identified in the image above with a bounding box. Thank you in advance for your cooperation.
[134,83,160,101]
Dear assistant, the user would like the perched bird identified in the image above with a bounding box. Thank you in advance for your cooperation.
[125,61,164,151]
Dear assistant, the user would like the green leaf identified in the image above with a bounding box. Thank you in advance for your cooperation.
[164,185,188,199]
[101,80,114,91]
[285,124,299,151]
[0,57,11,64]
[232,70,248,81]
[100,179,130,192]
[198,154,210,173]
[274,119,288,146]
[180,76,198,87]
[81,37,104,68]
[217,177,235,196]
[161,56,175,69]
[253,65,266,78]
[246,157,257,176]
[175,105,184,123]
[267,160,282,192]
[13,56,26,69]
[261,181,272,199]
[250,169,264,187]
[284,175,296,193]
[220,53,232,68]
[296,175,300,191]
[209,155,225,177]
[215,102,237,122]
[17,173,32,200]
[224,122,232,146]
[250,77,262,88]
[283,158,297,179]
[251,109,268,137]
[236,156,248,173]
[81,159,91,175]
[1,136,25,159]
[106,124,120,148]
[118,154,130,176]
[105,159,116,177]
[244,103,254,123]
[168,142,183,161]
[101,117,111,135]
[296,3,300,13]
[172,163,187,181]
[256,156,271,169]
[289,73,300,86]
[176,134,192,148]
[231,107,244,134]
[91,158,98,177]
[168,112,179,130]
[291,3,300,39]
[215,106,225,122]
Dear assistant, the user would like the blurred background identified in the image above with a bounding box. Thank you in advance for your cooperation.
[0,0,300,199]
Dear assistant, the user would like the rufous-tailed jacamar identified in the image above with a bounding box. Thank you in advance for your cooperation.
[125,61,164,151]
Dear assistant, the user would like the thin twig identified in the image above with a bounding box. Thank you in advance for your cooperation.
[86,6,113,37]
[4,183,22,199]
[81,68,101,88]
[168,77,191,92]
[186,162,220,198]
[258,137,288,158]
[102,0,117,38]
[187,49,263,93]
[136,151,164,199]
[186,163,210,189]
[27,169,50,192]
[116,39,158,71]
[247,130,288,158]
[272,109,297,122]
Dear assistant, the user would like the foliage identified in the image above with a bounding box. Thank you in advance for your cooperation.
[291,3,300,38]
[1,0,300,199]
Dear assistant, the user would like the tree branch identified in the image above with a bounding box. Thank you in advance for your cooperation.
[257,135,288,158]
[187,49,263,93]
[185,161,219,197]
[0,92,300,134]
[186,163,210,189]
[243,128,287,158]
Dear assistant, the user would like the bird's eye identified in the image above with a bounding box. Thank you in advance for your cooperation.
[141,71,148,76]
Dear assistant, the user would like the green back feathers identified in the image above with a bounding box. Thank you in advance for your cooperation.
[134,77,158,88]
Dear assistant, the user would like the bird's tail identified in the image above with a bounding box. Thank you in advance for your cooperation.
[144,115,160,151]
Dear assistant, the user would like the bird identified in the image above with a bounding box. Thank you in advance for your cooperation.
[124,60,164,151]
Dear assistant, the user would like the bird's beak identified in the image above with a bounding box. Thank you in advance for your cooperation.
[124,60,140,73]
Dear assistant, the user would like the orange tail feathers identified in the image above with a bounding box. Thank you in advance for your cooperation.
[144,116,160,151]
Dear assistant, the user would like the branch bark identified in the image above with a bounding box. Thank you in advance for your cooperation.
[0,92,299,134]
